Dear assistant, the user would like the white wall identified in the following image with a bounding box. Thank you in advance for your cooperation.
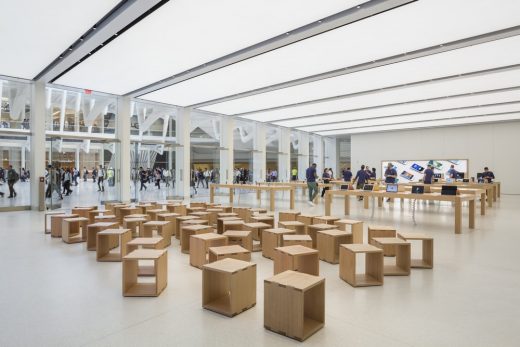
[351,121,520,194]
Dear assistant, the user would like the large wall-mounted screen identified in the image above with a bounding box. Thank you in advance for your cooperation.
[381,159,468,183]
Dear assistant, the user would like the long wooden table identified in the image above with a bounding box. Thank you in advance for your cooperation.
[209,183,295,211]
[324,190,476,234]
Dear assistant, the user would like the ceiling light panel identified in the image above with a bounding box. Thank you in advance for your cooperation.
[202,35,520,115]
[316,113,520,136]
[0,0,120,79]
[143,0,520,107]
[54,0,360,94]
[300,103,520,132]
[242,68,520,123]
[278,89,520,130]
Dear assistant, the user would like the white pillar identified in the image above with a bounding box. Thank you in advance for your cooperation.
[75,146,80,169]
[30,80,46,210]
[253,123,266,183]
[220,116,234,184]
[175,108,191,200]
[313,134,324,174]
[59,89,67,132]
[279,127,291,182]
[21,147,26,170]
[297,132,309,180]
[324,137,338,178]
[116,96,131,202]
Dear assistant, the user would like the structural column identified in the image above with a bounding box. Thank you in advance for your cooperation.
[297,132,309,180]
[116,96,131,202]
[278,127,291,182]
[175,107,191,200]
[312,134,324,174]
[30,80,46,210]
[253,123,266,183]
[324,137,339,178]
[220,116,234,184]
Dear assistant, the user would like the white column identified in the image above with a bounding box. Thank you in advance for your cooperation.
[21,147,26,170]
[75,146,80,169]
[297,132,309,180]
[324,137,339,178]
[313,134,324,174]
[279,127,291,182]
[175,108,191,200]
[116,96,131,202]
[253,123,266,183]
[220,116,234,184]
[59,89,67,132]
[30,81,46,210]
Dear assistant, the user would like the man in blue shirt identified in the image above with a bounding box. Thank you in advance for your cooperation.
[306,163,318,206]
[353,165,369,201]
[384,163,398,183]
[447,165,458,179]
[342,167,353,182]
[481,167,495,183]
[423,164,434,184]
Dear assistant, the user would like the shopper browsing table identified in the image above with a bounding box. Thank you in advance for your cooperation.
[481,167,495,183]
[353,165,370,201]
[423,165,434,184]
[384,163,398,202]
[306,163,318,206]
[447,165,458,179]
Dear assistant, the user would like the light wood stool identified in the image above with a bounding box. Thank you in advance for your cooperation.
[262,228,295,259]
[282,234,312,247]
[250,215,274,228]
[62,217,89,244]
[123,249,167,297]
[175,216,200,239]
[223,230,253,251]
[316,229,351,264]
[86,222,119,251]
[50,214,79,238]
[190,233,228,268]
[96,228,132,262]
[278,221,305,235]
[313,216,340,225]
[372,237,411,276]
[334,219,364,244]
[146,208,166,221]
[208,245,251,263]
[278,210,301,222]
[244,222,272,251]
[398,232,434,269]
[339,244,384,287]
[217,217,242,234]
[274,245,319,276]
[142,221,174,246]
[123,217,147,238]
[180,225,213,254]
[307,224,336,248]
[368,225,397,256]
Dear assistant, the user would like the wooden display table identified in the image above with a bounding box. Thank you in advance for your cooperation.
[86,222,119,251]
[209,183,295,211]
[250,215,274,228]
[71,206,96,218]
[244,222,272,251]
[274,245,319,276]
[307,224,336,248]
[223,230,253,251]
[283,234,312,247]
[339,244,384,287]
[208,245,251,263]
[368,225,397,256]
[123,217,147,238]
[180,225,213,253]
[217,216,242,234]
[334,219,364,244]
[398,232,434,269]
[278,210,301,222]
[94,214,118,224]
[142,221,173,246]
[190,233,228,268]
[50,214,79,238]
[264,270,325,341]
[313,216,340,225]
[278,221,305,235]
[96,229,132,262]
[262,228,295,259]
[123,249,167,297]
[146,208,166,221]
[202,258,256,317]
[174,216,200,239]
[372,238,411,275]
[44,210,65,234]
[316,229,351,264]
[62,217,89,244]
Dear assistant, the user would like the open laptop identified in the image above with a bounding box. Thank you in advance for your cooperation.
[362,184,374,191]
[411,185,424,194]
[441,185,458,196]
[386,184,398,193]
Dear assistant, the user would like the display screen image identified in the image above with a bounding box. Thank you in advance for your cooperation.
[363,184,374,191]
[400,171,414,181]
[411,186,424,194]
[428,160,443,170]
[382,160,468,183]
[410,163,425,173]
[386,184,398,193]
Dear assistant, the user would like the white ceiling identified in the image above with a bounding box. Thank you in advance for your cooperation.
[0,0,120,79]
[54,0,360,95]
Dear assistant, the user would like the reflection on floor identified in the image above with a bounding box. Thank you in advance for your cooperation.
[0,190,519,346]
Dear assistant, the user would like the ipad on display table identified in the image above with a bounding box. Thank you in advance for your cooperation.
[386,184,398,193]
[411,186,424,194]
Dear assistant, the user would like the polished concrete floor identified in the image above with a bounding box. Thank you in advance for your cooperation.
[1,188,519,347]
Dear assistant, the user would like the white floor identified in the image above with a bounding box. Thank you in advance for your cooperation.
[1,189,519,347]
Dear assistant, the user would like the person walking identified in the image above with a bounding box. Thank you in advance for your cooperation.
[353,165,370,201]
[139,167,147,191]
[63,168,73,196]
[306,163,318,206]
[155,168,161,189]
[321,168,331,198]
[83,167,88,182]
[7,165,18,198]
[97,165,105,192]
[203,168,210,188]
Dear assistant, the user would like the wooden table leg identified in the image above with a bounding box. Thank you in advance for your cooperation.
[269,190,275,212]
[480,192,486,216]
[455,198,462,234]
[209,186,214,203]
[325,193,331,216]
[497,183,501,198]
[256,189,261,200]
[229,188,234,204]
[487,188,493,207]
[493,186,497,202]
[363,195,369,209]
[344,195,350,215]
[469,199,475,229]
[290,189,295,210]
[378,197,383,207]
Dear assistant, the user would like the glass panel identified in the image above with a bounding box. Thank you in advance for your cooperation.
[266,126,279,182]
[290,133,298,181]
[233,120,254,184]
[0,135,30,208]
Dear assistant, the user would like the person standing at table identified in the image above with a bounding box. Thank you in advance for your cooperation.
[342,167,353,182]
[423,164,434,184]
[370,167,377,179]
[384,163,398,202]
[447,165,458,179]
[481,167,495,183]
[306,163,318,206]
[353,165,369,201]
[321,168,331,198]
[291,168,298,181]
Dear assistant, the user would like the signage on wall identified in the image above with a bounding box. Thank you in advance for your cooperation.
[381,159,468,182]
[84,89,92,95]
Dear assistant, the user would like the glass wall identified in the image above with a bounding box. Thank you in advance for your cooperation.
[290,132,298,180]
[266,125,279,182]
[233,119,254,183]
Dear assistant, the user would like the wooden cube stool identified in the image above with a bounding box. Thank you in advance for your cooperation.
[334,219,364,244]
[232,207,251,221]
[156,212,180,235]
[189,211,210,222]
[72,206,96,218]
[244,222,271,251]
[202,258,256,317]
[217,212,238,218]
[146,208,166,221]
[87,210,103,224]
[186,206,206,215]
[313,216,340,225]
[190,202,207,208]
[123,217,147,238]
[307,224,336,248]
[180,225,214,253]
[123,249,167,297]
[368,225,397,256]
[372,237,411,276]
[119,206,140,223]
[296,214,319,230]
[264,270,325,341]
[339,244,384,287]
[94,214,118,224]
[96,228,132,262]
[274,245,319,276]
[217,217,242,234]
[248,208,267,222]
[222,220,245,234]
[283,234,312,247]
[44,210,65,234]
[62,217,89,243]
[208,245,251,263]
[126,213,149,220]
[142,221,174,246]
[86,222,119,251]
[278,210,301,222]
[398,232,434,269]
[317,229,352,264]
[262,228,295,259]
[190,233,228,268]
[127,237,165,257]
[250,215,275,228]
[175,216,200,239]
[278,221,305,235]
[223,230,253,251]
[50,214,79,238]
[205,208,224,226]
[167,203,187,215]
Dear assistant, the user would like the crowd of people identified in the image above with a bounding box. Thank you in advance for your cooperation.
[137,167,174,191]
[233,168,250,184]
